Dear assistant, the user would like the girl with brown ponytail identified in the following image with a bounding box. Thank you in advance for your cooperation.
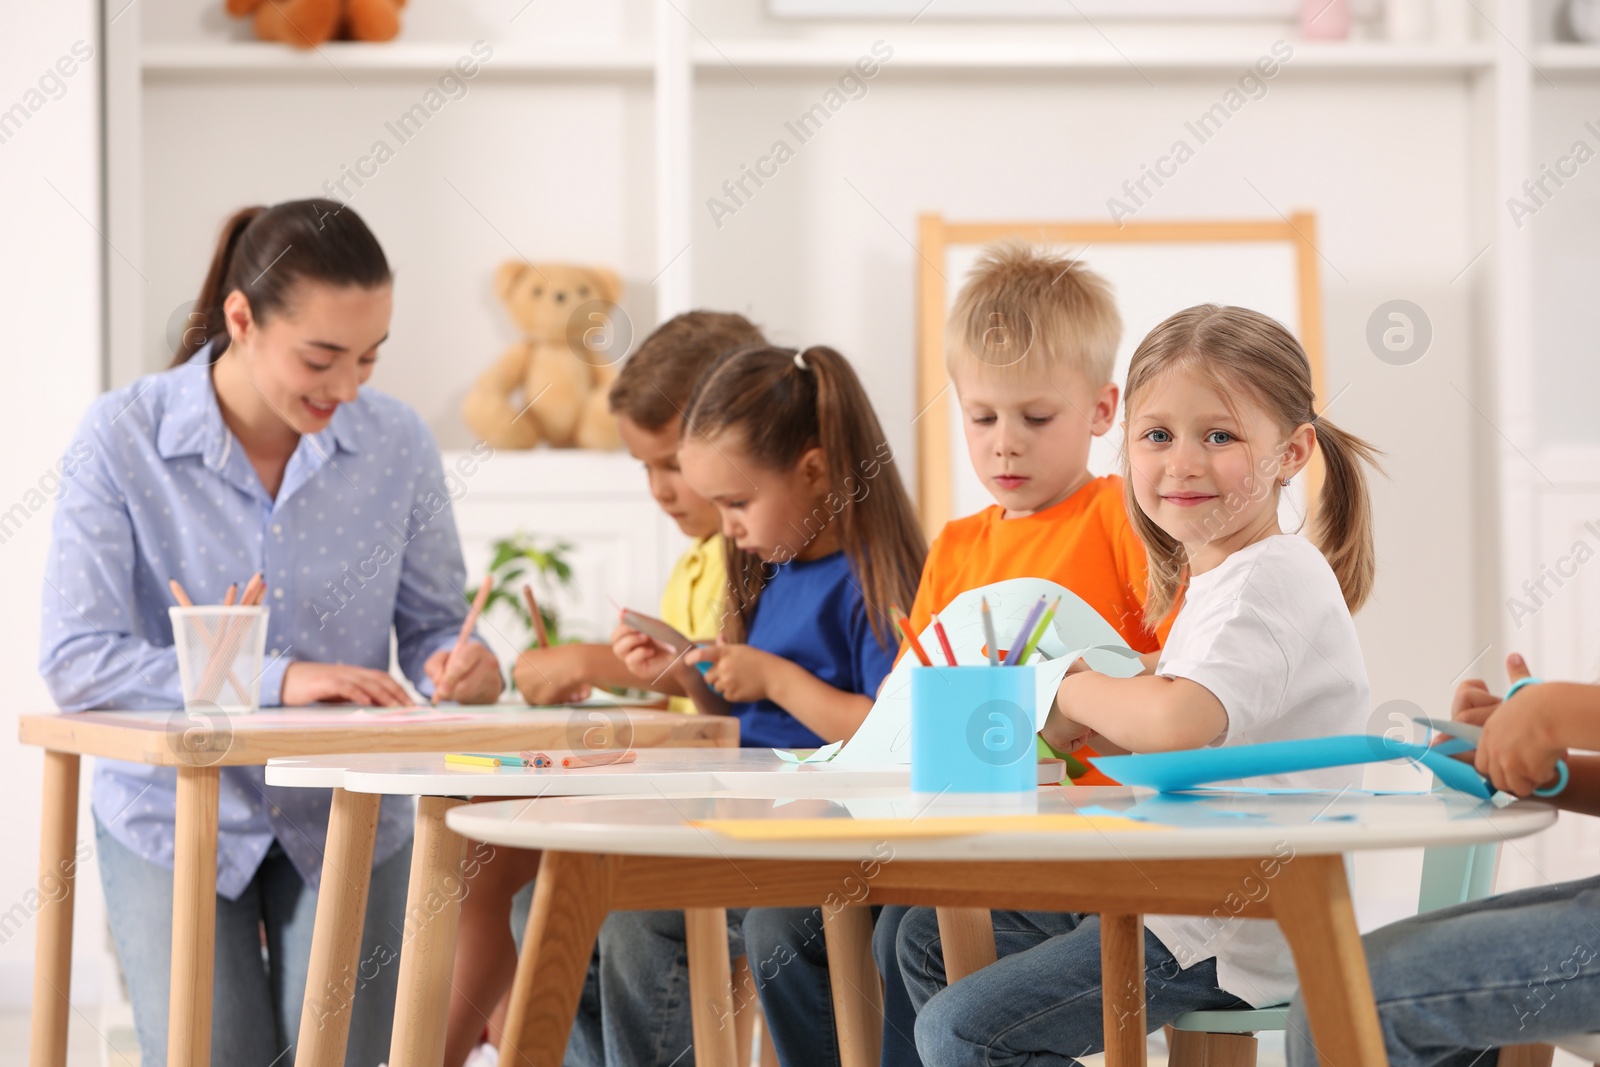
[600,345,925,1067]
[895,304,1386,1055]
[615,343,927,748]
[40,200,502,1067]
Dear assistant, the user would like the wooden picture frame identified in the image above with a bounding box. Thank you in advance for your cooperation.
[914,214,1327,538]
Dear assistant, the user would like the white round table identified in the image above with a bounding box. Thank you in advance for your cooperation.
[446,788,1555,1067]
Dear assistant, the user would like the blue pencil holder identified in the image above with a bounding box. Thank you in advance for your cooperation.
[911,666,1037,794]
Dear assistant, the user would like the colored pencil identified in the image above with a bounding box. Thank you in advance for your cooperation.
[931,613,957,667]
[521,583,550,649]
[445,752,501,768]
[168,579,194,607]
[222,583,238,607]
[436,574,492,703]
[890,605,933,667]
[1016,596,1062,666]
[562,751,637,768]
[981,597,999,666]
[1003,596,1047,666]
[521,750,555,768]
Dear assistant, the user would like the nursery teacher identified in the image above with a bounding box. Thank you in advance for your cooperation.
[38,198,503,1067]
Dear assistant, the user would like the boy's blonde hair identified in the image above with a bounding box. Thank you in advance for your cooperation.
[1122,304,1382,624]
[946,241,1122,385]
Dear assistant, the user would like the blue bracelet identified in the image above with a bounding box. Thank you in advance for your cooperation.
[1504,676,1542,702]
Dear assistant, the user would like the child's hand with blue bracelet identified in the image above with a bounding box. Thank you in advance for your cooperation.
[685,640,780,703]
[1454,653,1568,798]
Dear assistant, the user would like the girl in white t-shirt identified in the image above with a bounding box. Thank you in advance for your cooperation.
[896,303,1383,1065]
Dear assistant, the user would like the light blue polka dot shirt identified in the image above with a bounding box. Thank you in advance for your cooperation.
[39,349,479,898]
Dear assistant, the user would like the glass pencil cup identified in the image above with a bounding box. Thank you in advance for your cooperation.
[170,606,270,714]
[910,665,1037,795]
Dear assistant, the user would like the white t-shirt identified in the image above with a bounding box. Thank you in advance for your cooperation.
[1143,534,1371,1009]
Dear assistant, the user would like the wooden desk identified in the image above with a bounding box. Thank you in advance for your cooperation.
[264,750,911,1067]
[446,788,1557,1067]
[20,705,737,1067]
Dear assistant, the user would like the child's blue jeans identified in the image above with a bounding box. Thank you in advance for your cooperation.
[1286,874,1600,1067]
[96,812,412,1067]
[565,908,749,1067]
[897,906,1248,1067]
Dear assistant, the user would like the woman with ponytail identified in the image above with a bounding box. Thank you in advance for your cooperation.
[592,345,926,1067]
[894,304,1386,1064]
[40,200,502,1067]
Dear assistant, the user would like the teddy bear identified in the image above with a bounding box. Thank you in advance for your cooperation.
[462,261,625,451]
[226,0,405,47]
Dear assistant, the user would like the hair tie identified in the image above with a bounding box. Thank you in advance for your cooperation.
[1310,412,1320,424]
[793,351,810,372]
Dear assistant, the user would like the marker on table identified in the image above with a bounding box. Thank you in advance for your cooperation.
[890,605,933,667]
[437,574,493,704]
[931,613,957,667]
[981,596,1000,666]
[1016,596,1061,666]
[445,753,502,768]
[1003,596,1048,666]
[521,583,550,649]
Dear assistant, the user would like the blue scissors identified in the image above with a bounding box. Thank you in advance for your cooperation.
[1413,716,1569,799]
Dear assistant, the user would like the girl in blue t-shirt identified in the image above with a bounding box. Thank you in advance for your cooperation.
[615,343,926,748]
[586,345,926,1067]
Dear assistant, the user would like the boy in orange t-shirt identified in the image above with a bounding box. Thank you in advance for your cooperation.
[756,244,1169,1067]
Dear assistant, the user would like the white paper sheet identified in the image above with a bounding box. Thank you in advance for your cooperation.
[835,578,1145,765]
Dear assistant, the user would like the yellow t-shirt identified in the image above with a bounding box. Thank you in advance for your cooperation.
[659,534,727,713]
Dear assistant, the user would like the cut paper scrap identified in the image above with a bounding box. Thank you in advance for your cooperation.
[691,813,1158,841]
[774,740,844,764]
[837,578,1144,766]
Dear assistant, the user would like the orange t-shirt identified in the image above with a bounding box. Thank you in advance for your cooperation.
[903,475,1169,784]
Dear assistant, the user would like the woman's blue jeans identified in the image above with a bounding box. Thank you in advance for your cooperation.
[96,813,412,1067]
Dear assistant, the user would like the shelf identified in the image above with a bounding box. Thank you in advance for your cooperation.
[141,41,654,79]
[1534,44,1600,70]
[693,40,1497,75]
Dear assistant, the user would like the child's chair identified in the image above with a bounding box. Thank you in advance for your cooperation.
[1165,840,1500,1067]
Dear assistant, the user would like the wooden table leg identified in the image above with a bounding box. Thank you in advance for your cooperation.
[822,905,884,1067]
[389,796,469,1067]
[169,764,221,1067]
[296,788,382,1067]
[1272,854,1387,1067]
[499,850,614,1067]
[936,906,997,983]
[29,750,80,1067]
[685,907,738,1067]
[1101,913,1147,1067]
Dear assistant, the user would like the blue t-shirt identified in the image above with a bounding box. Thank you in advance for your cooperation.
[736,551,896,749]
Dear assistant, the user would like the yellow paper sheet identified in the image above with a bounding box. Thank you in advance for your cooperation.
[690,813,1155,841]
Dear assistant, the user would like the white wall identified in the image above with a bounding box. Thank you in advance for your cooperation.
[0,0,106,1006]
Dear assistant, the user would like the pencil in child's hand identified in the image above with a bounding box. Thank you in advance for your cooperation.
[562,750,637,768]
[521,583,550,649]
[981,597,999,666]
[1017,596,1061,666]
[931,613,957,667]
[890,605,933,667]
[1003,596,1048,666]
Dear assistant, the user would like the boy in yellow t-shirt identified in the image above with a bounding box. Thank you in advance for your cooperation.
[452,312,763,1067]
[510,311,760,711]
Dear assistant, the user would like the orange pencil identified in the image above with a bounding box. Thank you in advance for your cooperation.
[562,751,637,768]
[168,579,193,607]
[890,605,933,667]
[435,575,492,703]
[222,583,238,607]
[521,583,550,649]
